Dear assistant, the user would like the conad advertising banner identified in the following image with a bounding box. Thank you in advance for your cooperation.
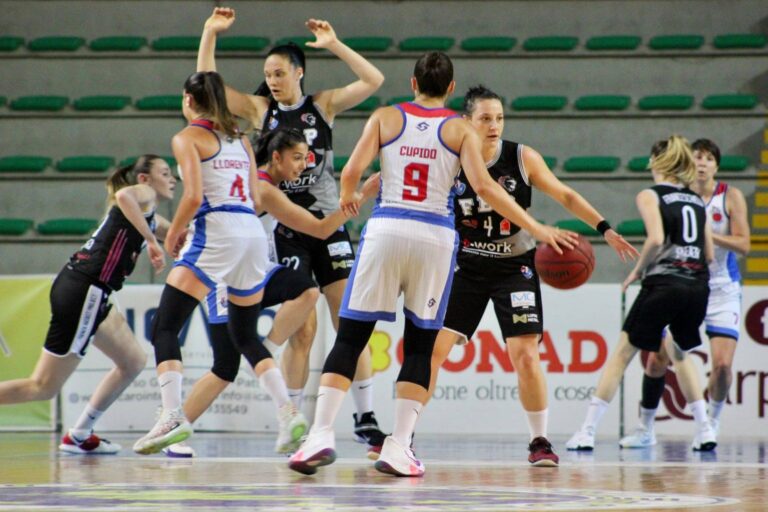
[0,276,55,430]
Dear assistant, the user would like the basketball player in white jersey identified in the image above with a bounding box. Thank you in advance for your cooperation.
[620,138,749,449]
[288,52,575,477]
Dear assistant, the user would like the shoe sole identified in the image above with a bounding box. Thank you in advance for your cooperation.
[529,459,559,467]
[288,448,337,475]
[58,445,120,455]
[619,442,656,449]
[566,446,594,451]
[133,428,192,455]
[693,441,717,452]
[374,460,424,477]
[366,447,382,461]
[162,448,195,458]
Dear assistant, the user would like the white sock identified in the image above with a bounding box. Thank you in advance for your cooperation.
[263,337,281,355]
[709,399,726,421]
[311,386,347,433]
[583,396,609,431]
[258,367,291,409]
[288,388,304,410]
[639,406,657,430]
[71,404,104,439]
[689,399,708,428]
[524,408,548,440]
[158,371,183,410]
[393,398,422,447]
[351,378,374,415]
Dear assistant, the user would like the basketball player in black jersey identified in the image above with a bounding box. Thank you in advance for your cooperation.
[0,155,175,454]
[197,7,389,456]
[567,135,714,451]
[427,86,638,466]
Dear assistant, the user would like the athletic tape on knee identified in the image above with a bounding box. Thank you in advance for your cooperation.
[322,318,376,380]
[209,322,239,382]
[151,285,199,365]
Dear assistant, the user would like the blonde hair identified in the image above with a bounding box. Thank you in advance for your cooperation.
[106,154,161,205]
[649,134,696,186]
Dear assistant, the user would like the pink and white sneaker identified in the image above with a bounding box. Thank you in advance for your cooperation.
[59,430,121,455]
[374,436,425,477]
[288,428,336,475]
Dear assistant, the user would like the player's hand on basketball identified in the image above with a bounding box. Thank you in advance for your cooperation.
[621,269,640,292]
[360,172,380,203]
[147,240,166,273]
[532,225,577,255]
[605,229,639,263]
[305,19,339,49]
[204,7,235,33]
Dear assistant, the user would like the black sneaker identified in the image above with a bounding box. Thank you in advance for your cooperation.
[353,411,387,460]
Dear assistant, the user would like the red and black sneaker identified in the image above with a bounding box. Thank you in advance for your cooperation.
[528,436,559,467]
[59,430,121,454]
[353,412,387,460]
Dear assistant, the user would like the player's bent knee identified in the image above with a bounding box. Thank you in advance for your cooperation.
[211,361,239,383]
[398,353,432,389]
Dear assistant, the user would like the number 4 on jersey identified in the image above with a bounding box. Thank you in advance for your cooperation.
[230,174,247,202]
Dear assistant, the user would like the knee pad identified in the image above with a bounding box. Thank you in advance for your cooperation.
[209,322,240,382]
[321,318,376,380]
[227,302,271,368]
[397,319,439,389]
[151,285,199,365]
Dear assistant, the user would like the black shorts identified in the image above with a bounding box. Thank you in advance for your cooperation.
[442,265,544,341]
[44,268,111,358]
[274,218,355,288]
[262,266,318,309]
[623,279,709,352]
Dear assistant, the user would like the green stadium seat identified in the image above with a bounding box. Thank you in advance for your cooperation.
[554,219,600,236]
[274,36,319,51]
[0,156,51,173]
[56,156,115,173]
[0,96,6,107]
[585,35,641,51]
[0,218,34,236]
[135,95,182,110]
[617,219,646,237]
[387,96,413,105]
[511,96,567,111]
[719,155,750,172]
[37,218,98,236]
[542,156,557,169]
[701,94,759,110]
[637,95,694,110]
[574,95,631,111]
[73,95,131,111]
[447,97,465,111]
[461,37,516,51]
[89,36,147,52]
[28,36,85,52]
[649,34,704,50]
[351,96,381,111]
[151,36,200,51]
[399,37,455,51]
[119,155,177,169]
[523,36,578,51]
[713,34,767,49]
[563,156,620,173]
[217,36,270,51]
[0,36,24,51]
[628,156,650,172]
[333,155,349,171]
[343,37,393,52]
[10,95,69,111]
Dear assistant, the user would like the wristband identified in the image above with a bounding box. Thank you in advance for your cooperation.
[596,220,612,235]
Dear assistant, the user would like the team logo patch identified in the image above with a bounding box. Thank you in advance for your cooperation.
[511,291,536,309]
[416,121,430,132]
[500,219,512,236]
[427,298,436,308]
[498,175,517,193]
[268,116,279,130]
[513,313,539,324]
[331,259,354,270]
[521,265,533,279]
[454,178,466,195]
[327,241,353,257]
[711,207,724,223]
[301,113,316,126]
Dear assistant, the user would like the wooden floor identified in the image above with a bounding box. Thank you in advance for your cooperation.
[0,432,765,511]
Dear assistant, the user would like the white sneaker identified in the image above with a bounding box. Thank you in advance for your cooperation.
[58,430,121,454]
[374,436,425,477]
[133,407,192,455]
[566,426,595,451]
[288,427,336,475]
[162,441,196,458]
[709,417,720,437]
[691,422,717,452]
[275,403,309,454]
[619,426,657,448]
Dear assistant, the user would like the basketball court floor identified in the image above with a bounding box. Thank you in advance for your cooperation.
[0,432,764,511]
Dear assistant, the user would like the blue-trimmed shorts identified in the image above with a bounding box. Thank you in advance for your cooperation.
[705,282,741,341]
[340,214,458,329]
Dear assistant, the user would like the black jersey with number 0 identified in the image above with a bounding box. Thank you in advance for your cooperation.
[453,140,537,272]
[262,95,338,215]
[68,206,156,291]
[642,183,709,283]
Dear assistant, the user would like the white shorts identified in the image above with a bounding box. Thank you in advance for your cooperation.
[177,211,270,296]
[705,282,741,341]
[340,215,458,329]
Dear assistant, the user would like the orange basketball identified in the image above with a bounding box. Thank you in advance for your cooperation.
[534,234,595,289]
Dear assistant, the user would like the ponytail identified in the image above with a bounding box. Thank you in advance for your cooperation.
[649,135,696,186]
[106,154,161,204]
[184,71,239,138]
[255,127,307,167]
